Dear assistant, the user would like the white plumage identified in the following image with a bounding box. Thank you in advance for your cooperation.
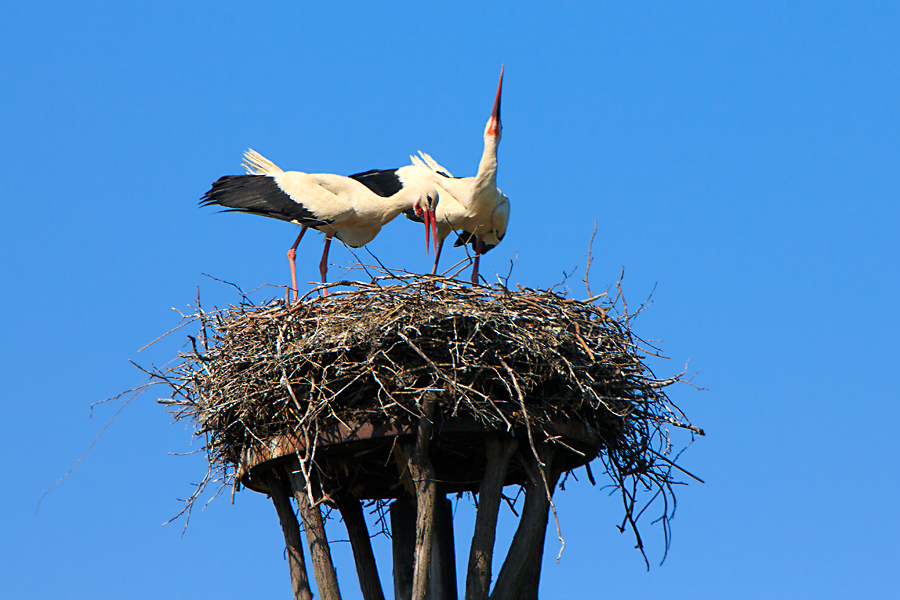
[201,149,437,300]
[408,150,509,265]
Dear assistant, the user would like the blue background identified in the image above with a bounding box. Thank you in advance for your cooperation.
[2,2,898,598]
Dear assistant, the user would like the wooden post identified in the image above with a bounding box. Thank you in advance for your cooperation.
[287,467,343,600]
[336,492,386,600]
[405,396,438,600]
[391,494,417,600]
[263,469,314,600]
[430,496,457,600]
[515,490,553,600]
[489,446,558,600]
[392,494,457,600]
[465,437,518,600]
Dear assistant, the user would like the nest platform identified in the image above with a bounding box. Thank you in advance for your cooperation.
[154,273,701,600]
[236,417,598,497]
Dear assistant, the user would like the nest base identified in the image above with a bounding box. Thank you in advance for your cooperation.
[238,416,597,498]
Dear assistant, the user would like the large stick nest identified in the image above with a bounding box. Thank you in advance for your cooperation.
[152,271,702,553]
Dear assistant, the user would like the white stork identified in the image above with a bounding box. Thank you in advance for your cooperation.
[201,149,438,301]
[350,66,509,284]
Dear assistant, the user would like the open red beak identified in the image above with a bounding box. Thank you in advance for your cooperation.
[489,65,503,136]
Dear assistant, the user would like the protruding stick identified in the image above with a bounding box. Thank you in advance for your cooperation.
[465,437,518,600]
[287,467,343,600]
[264,469,314,600]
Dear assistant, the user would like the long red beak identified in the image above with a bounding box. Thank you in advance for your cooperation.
[489,65,503,136]
[424,209,437,257]
[430,209,438,256]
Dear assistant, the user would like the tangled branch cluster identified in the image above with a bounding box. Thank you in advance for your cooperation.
[153,271,702,558]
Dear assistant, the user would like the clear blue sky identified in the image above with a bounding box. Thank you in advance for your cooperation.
[2,2,898,598]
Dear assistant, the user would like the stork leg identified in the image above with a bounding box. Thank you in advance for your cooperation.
[471,235,483,284]
[430,237,446,275]
[318,235,333,294]
[287,227,308,303]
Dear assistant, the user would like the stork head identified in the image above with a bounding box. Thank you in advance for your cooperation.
[485,65,504,140]
[414,194,439,257]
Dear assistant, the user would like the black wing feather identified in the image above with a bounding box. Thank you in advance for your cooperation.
[349,169,402,198]
[454,231,498,254]
[200,175,329,225]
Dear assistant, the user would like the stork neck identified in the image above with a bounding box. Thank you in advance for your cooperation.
[388,188,430,217]
[474,135,499,191]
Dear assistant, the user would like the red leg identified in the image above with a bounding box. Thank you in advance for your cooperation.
[471,235,483,284]
[287,227,308,303]
[431,237,446,275]
[319,235,333,294]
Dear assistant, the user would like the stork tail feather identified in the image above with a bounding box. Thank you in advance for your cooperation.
[243,148,283,176]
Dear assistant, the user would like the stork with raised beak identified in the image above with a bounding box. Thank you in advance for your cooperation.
[352,66,510,283]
